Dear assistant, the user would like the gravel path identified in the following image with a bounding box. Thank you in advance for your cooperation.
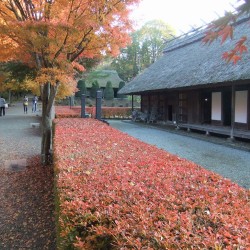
[0,103,41,165]
[108,120,250,189]
[0,102,56,249]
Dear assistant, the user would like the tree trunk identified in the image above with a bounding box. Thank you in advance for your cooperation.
[8,90,11,104]
[41,82,58,166]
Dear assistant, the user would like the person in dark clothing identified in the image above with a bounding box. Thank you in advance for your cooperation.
[0,96,6,116]
[32,95,38,113]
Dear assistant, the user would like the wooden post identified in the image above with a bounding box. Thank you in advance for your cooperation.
[81,94,86,118]
[176,91,179,126]
[96,90,102,120]
[132,95,134,111]
[230,85,235,140]
[148,94,151,115]
[69,96,74,108]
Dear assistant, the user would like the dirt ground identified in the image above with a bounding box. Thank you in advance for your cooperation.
[0,103,56,249]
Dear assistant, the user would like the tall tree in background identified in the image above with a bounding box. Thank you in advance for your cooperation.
[111,19,175,81]
[0,0,140,165]
[138,20,174,64]
[111,32,140,81]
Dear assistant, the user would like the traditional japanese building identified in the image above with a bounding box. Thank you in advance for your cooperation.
[119,15,250,140]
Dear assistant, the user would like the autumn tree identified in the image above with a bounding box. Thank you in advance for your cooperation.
[203,0,250,63]
[0,67,7,94]
[0,0,140,165]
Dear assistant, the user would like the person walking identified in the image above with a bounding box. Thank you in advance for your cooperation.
[23,96,28,114]
[0,96,6,116]
[32,95,38,113]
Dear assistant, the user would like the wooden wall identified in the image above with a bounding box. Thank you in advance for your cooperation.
[139,83,249,131]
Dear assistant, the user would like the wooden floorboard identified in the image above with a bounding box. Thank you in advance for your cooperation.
[177,123,250,139]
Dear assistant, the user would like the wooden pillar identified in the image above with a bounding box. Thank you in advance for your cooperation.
[148,94,151,111]
[95,90,102,120]
[81,94,86,118]
[157,93,160,113]
[248,90,250,130]
[230,85,235,139]
[132,95,134,111]
[176,91,179,126]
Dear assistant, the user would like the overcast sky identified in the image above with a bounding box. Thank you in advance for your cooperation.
[131,0,244,33]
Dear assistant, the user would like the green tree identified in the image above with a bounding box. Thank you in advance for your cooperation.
[76,79,87,97]
[104,81,114,100]
[111,20,175,81]
[0,62,37,101]
[90,80,99,98]
[111,32,140,81]
[138,20,175,64]
[117,81,126,98]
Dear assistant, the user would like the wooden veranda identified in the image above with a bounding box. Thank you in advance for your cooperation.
[177,123,250,140]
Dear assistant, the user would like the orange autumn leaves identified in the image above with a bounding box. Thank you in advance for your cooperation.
[0,0,140,97]
[0,0,139,62]
[54,118,250,249]
[203,10,248,64]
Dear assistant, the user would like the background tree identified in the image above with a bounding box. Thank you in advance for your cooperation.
[111,19,175,81]
[104,81,114,100]
[76,79,87,97]
[90,80,99,98]
[0,62,36,102]
[117,81,126,98]
[0,69,8,95]
[138,20,175,64]
[110,32,140,81]
[0,0,139,165]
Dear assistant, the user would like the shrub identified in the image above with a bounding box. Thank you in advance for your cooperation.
[101,107,131,118]
[54,119,250,249]
[75,79,87,97]
[117,81,126,98]
[90,80,99,98]
[54,106,80,118]
[55,106,132,119]
[104,81,114,100]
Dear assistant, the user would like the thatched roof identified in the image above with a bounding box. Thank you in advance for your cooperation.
[119,15,250,95]
[85,70,123,88]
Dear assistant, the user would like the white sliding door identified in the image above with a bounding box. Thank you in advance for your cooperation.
[235,90,248,123]
[212,92,222,121]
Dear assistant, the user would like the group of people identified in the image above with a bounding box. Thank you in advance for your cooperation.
[23,95,38,114]
[0,95,39,116]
